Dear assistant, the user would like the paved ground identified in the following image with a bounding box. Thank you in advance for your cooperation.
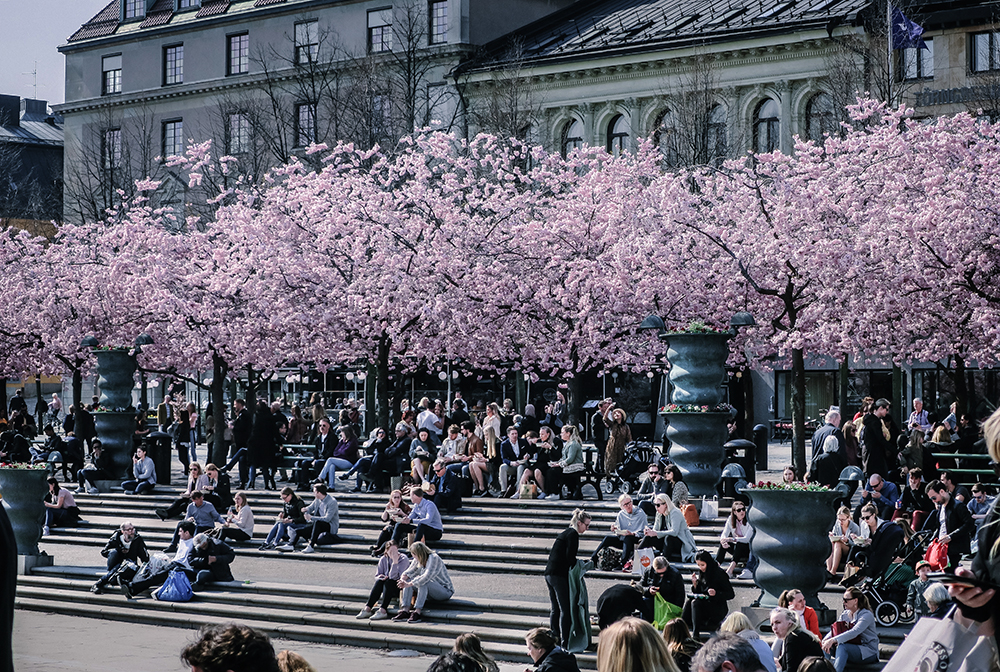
[17,438,812,671]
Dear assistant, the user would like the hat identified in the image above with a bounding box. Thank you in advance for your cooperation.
[915,560,931,571]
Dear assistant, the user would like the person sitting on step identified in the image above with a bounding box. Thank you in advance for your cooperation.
[91,521,149,594]
[371,489,411,554]
[589,494,647,573]
[121,444,156,495]
[390,486,444,547]
[276,482,341,554]
[393,541,454,623]
[259,487,306,550]
[155,462,206,520]
[189,532,236,590]
[164,491,223,553]
[357,539,410,621]
[122,520,197,599]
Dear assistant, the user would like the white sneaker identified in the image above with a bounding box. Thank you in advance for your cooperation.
[301,545,315,554]
[276,544,294,552]
[512,493,520,499]
[87,487,99,495]
[42,526,50,537]
[738,568,753,580]
[356,607,372,619]
[545,493,560,500]
[369,609,389,621]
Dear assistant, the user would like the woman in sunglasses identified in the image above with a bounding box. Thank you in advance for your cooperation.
[716,503,754,578]
[821,587,879,672]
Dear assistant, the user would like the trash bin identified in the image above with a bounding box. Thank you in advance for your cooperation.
[720,462,748,500]
[724,438,756,485]
[146,431,172,486]
[753,424,769,472]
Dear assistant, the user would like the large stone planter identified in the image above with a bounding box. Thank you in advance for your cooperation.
[0,468,47,555]
[747,488,840,607]
[662,331,732,495]
[665,333,731,405]
[662,412,731,496]
[93,348,139,480]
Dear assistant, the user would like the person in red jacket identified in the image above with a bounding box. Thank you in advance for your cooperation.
[780,588,820,637]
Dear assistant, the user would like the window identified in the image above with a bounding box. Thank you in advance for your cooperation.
[227,112,250,154]
[371,94,391,140]
[296,103,316,147]
[653,109,679,166]
[368,9,393,53]
[606,114,628,157]
[806,92,836,142]
[429,1,448,44]
[124,0,143,19]
[178,0,200,8]
[163,119,183,158]
[902,39,933,80]
[706,104,728,163]
[972,32,1000,72]
[102,128,122,170]
[560,119,584,158]
[227,33,249,75]
[102,55,122,95]
[754,98,780,154]
[295,20,319,64]
[164,45,184,85]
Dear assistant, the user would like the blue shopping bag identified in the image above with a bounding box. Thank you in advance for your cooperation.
[154,569,193,602]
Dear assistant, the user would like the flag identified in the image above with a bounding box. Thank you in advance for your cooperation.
[891,6,927,50]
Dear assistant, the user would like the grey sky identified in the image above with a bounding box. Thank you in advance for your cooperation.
[0,0,111,107]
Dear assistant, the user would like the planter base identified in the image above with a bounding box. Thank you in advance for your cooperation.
[18,553,53,576]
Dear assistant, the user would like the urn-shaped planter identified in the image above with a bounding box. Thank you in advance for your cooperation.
[665,333,732,406]
[662,412,731,496]
[0,468,48,555]
[94,349,137,409]
[747,488,840,607]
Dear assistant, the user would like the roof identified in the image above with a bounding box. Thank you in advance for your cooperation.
[464,0,871,70]
[68,0,121,42]
[0,119,64,147]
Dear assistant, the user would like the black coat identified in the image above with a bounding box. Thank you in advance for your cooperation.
[545,527,580,577]
[231,409,252,448]
[100,530,150,565]
[921,496,975,555]
[860,520,905,579]
[692,564,735,624]
[780,629,824,672]
[429,468,462,512]
[809,450,846,489]
[811,423,846,461]
[640,564,686,608]
[596,584,645,629]
[248,408,282,467]
[861,413,892,478]
[189,539,236,583]
[534,647,581,672]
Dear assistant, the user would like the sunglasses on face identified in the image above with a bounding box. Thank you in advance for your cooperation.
[733,508,746,512]
[862,514,873,520]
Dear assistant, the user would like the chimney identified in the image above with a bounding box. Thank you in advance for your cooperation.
[0,95,19,128]
[20,98,49,122]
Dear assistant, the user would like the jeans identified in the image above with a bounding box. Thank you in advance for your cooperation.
[122,479,154,495]
[298,520,340,546]
[345,456,374,488]
[367,577,401,609]
[318,457,354,488]
[545,574,572,648]
[391,522,443,545]
[189,429,198,463]
[716,541,751,565]
[265,521,291,545]
[400,578,453,610]
[831,643,877,672]
[44,507,75,528]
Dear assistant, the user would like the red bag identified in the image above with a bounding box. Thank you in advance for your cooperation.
[831,620,863,645]
[923,538,949,571]
[682,504,699,528]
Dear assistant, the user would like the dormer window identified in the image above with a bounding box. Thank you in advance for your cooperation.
[178,0,201,9]
[124,0,144,19]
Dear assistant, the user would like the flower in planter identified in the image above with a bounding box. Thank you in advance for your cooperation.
[660,403,733,413]
[665,320,730,335]
[0,462,48,470]
[747,480,832,492]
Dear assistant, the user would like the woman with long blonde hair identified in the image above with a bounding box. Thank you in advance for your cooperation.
[597,617,679,672]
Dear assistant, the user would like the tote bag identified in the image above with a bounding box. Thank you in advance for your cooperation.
[881,610,999,672]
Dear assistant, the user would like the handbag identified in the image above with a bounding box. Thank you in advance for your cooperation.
[831,619,863,645]
[633,547,656,574]
[881,608,1000,672]
[925,538,950,571]
[154,569,193,602]
[519,482,538,499]
[683,504,700,528]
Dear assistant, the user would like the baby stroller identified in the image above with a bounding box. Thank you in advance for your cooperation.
[603,441,662,494]
[858,527,935,626]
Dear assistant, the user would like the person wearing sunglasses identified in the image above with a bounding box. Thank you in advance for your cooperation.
[716,504,754,579]
[635,464,670,517]
[843,504,903,587]
[821,587,879,672]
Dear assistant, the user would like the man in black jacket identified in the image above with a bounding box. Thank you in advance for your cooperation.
[226,399,253,487]
[428,460,462,512]
[924,479,975,572]
[811,409,845,461]
[861,399,893,479]
[92,521,150,594]
[189,534,236,590]
[639,556,685,623]
[369,424,412,491]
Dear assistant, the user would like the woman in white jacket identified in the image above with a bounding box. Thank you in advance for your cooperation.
[394,541,454,624]
[716,503,753,577]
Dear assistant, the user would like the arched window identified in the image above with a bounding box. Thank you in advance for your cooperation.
[754,99,781,154]
[706,104,728,164]
[653,109,679,167]
[606,114,629,157]
[806,92,836,142]
[561,119,584,159]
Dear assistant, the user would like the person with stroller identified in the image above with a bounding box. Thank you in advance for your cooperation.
[843,504,903,586]
[91,521,150,594]
[589,494,647,573]
[922,479,975,572]
[821,587,879,672]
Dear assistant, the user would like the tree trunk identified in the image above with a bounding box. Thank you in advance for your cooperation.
[0,379,7,420]
[376,333,391,431]
[839,357,849,419]
[72,368,83,411]
[791,347,807,478]
[246,365,256,406]
[35,374,43,428]
[211,354,230,467]
[566,376,583,430]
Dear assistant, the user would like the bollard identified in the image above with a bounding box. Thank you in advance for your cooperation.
[753,424,768,472]
[724,438,756,485]
[146,431,173,486]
